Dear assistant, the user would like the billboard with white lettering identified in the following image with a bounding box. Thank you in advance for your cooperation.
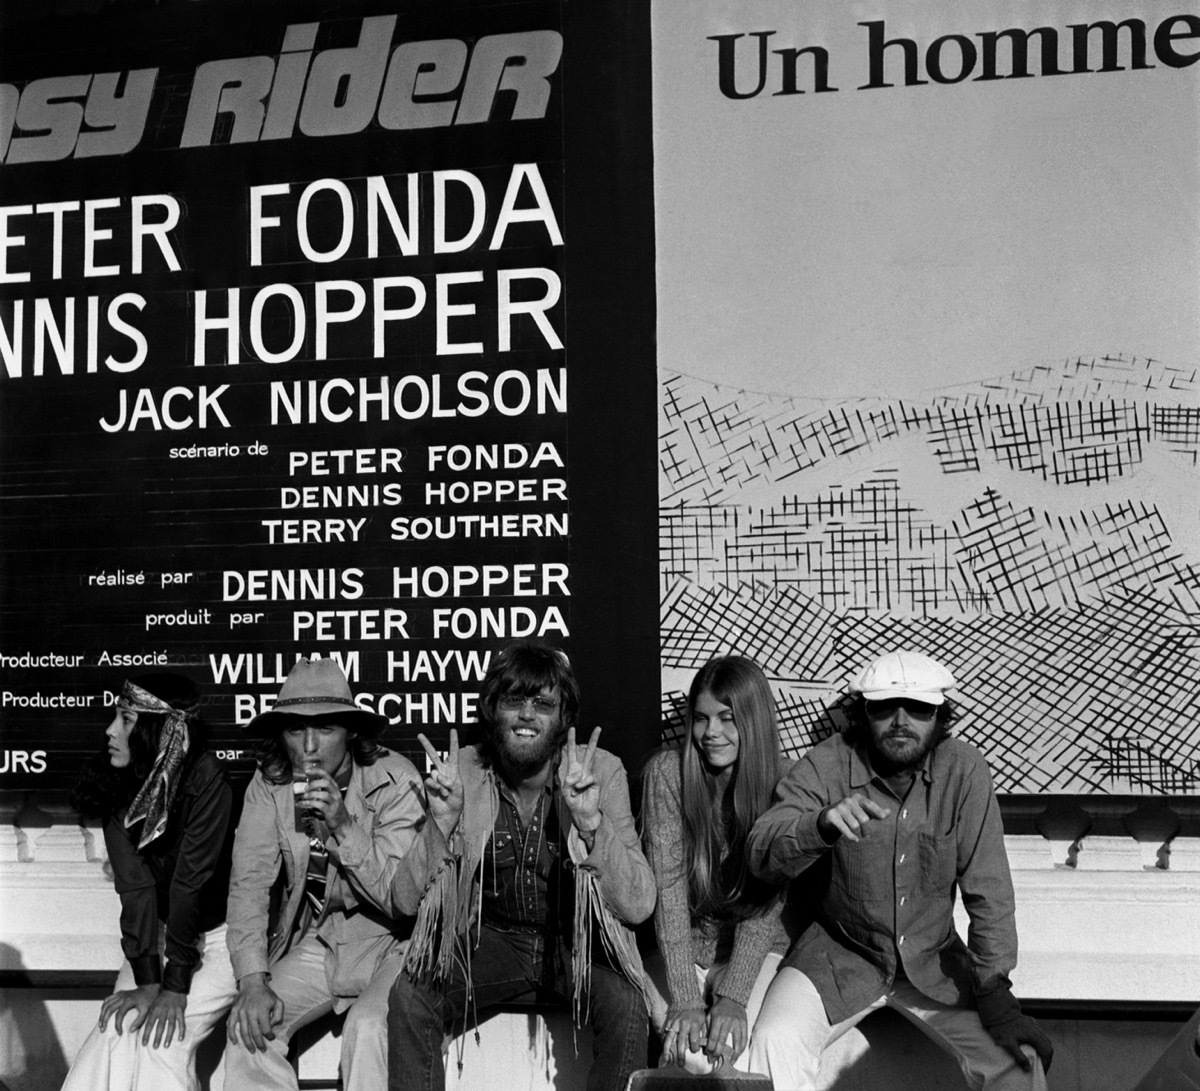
[0,0,659,789]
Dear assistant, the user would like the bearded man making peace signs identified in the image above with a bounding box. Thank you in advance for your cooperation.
[385,639,655,1091]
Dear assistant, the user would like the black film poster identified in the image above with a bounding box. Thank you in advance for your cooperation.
[0,0,660,791]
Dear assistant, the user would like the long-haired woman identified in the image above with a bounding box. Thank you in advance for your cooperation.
[62,673,236,1091]
[641,655,790,1074]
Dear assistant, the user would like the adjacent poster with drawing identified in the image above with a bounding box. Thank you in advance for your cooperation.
[652,0,1200,794]
[0,0,659,790]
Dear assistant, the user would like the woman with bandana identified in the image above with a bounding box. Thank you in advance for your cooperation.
[62,673,236,1091]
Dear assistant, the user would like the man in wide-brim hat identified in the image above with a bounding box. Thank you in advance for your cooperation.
[224,657,424,1091]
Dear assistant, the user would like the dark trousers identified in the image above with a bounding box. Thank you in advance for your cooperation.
[387,925,647,1091]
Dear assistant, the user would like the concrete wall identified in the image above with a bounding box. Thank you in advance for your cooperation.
[2,795,1197,1091]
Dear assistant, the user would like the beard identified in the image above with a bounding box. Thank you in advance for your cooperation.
[490,722,561,776]
[869,721,949,774]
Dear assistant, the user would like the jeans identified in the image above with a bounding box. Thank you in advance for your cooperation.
[387,925,647,1091]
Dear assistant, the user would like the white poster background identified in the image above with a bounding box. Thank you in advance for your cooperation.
[653,0,1200,398]
[652,0,1200,795]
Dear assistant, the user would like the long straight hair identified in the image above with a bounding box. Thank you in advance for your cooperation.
[680,656,780,919]
[256,725,383,785]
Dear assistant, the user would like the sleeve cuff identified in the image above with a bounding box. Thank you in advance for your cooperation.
[230,950,270,982]
[328,816,367,866]
[567,821,596,867]
[713,972,756,1008]
[796,809,837,852]
[974,976,1020,1027]
[162,960,193,995]
[129,955,162,987]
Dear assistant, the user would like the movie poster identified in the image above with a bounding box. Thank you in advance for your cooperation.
[0,0,659,790]
[652,1,1200,795]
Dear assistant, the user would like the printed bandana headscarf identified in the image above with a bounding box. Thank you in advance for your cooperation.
[121,681,194,849]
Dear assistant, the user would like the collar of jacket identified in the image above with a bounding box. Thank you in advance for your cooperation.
[470,745,594,846]
[353,750,413,797]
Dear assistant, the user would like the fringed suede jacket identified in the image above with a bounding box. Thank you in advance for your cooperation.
[386,743,656,1022]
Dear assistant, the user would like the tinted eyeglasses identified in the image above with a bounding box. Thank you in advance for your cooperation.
[864,698,939,722]
[497,694,560,715]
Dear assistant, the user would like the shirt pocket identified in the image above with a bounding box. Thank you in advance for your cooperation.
[489,831,519,873]
[832,826,893,905]
[917,831,958,894]
[542,833,562,875]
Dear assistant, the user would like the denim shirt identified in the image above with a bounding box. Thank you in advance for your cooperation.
[395,744,654,1017]
[482,779,573,934]
[746,733,1017,1023]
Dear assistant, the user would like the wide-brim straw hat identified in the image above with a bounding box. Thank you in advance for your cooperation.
[243,658,388,737]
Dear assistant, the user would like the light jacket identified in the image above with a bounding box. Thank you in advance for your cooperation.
[226,749,425,1011]
[392,743,655,1022]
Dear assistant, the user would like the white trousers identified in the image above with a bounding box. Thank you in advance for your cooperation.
[61,924,236,1091]
[223,932,403,1091]
[747,968,1048,1091]
[643,950,783,1076]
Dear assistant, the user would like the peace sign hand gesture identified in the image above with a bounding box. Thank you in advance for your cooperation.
[418,729,463,840]
[562,726,602,835]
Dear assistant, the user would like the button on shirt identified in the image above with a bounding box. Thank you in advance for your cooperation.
[746,733,1017,1023]
[481,782,572,934]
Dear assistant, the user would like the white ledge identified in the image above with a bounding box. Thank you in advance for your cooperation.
[3,821,1198,1004]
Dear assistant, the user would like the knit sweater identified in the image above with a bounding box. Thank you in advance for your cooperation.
[641,748,789,1021]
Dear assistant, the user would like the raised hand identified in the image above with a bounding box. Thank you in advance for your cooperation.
[298,766,351,837]
[562,726,602,834]
[818,793,892,842]
[418,729,463,839]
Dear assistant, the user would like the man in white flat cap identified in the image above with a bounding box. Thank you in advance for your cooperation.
[224,658,424,1091]
[744,650,1053,1090]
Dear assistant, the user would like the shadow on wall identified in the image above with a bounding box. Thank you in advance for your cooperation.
[0,943,68,1091]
